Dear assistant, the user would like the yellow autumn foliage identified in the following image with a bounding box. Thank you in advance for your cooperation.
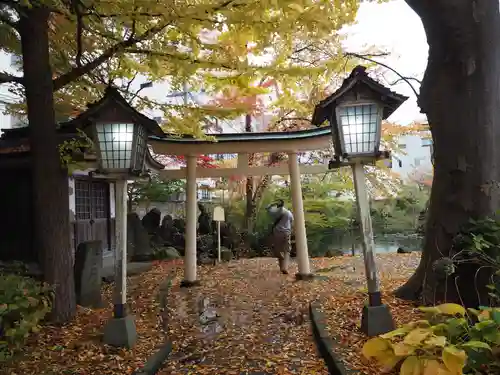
[362,303,474,375]
[0,0,368,135]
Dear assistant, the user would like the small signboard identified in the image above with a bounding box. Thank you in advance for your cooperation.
[213,206,225,222]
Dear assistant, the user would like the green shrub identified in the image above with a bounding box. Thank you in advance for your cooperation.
[223,181,428,257]
[0,273,53,360]
[363,303,500,374]
[452,215,500,303]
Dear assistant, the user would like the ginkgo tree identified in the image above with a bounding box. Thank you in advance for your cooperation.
[394,0,500,308]
[0,0,366,322]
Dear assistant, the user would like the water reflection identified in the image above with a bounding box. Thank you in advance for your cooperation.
[315,232,423,256]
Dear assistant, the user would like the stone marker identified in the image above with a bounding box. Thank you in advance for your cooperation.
[74,240,104,308]
[128,212,154,262]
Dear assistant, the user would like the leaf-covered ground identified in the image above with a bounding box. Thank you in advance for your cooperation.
[2,259,184,375]
[160,258,328,375]
[2,253,420,375]
[315,252,422,374]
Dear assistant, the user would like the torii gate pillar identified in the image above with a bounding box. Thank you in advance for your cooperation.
[180,154,200,287]
[288,152,313,280]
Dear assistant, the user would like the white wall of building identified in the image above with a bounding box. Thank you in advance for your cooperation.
[391,133,433,181]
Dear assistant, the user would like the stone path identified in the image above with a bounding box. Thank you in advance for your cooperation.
[157,253,421,374]
[159,258,328,374]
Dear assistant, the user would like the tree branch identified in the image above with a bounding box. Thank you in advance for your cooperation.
[130,7,138,38]
[344,52,420,99]
[71,0,84,67]
[52,22,171,91]
[126,84,149,102]
[51,0,246,92]
[390,76,422,86]
[125,48,238,70]
[0,71,23,85]
[124,72,139,92]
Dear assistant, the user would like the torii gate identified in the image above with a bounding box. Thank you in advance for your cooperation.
[148,127,333,285]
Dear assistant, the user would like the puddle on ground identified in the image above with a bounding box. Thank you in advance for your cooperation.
[201,320,224,339]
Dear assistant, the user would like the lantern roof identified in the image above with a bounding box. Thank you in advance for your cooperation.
[311,65,409,127]
[61,86,165,137]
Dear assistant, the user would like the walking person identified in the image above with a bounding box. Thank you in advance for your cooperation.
[266,199,294,274]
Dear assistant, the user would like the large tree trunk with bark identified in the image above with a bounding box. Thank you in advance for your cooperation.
[395,0,500,307]
[19,7,76,323]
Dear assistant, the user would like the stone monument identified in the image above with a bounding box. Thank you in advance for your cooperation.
[74,240,104,308]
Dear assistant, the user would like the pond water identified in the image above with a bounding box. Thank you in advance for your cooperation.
[314,232,423,256]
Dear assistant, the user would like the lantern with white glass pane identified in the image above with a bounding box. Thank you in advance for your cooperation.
[63,86,164,175]
[95,122,148,174]
[312,65,408,161]
[335,102,382,157]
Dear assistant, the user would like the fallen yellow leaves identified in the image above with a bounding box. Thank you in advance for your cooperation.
[2,253,421,375]
[2,260,183,375]
[158,258,329,374]
[318,252,422,375]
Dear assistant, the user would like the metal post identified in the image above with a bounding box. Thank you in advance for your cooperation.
[217,221,221,263]
[351,162,394,336]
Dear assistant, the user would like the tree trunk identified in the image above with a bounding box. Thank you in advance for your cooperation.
[396,0,500,307]
[19,7,76,323]
[245,177,255,231]
[244,114,255,231]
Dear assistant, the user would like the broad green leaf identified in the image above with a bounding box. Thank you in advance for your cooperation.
[490,309,500,324]
[461,341,491,351]
[431,323,449,336]
[445,318,468,338]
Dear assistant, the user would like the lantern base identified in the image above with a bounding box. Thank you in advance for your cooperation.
[103,315,137,348]
[360,304,394,337]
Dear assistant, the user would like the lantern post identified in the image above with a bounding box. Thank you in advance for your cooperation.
[312,66,408,336]
[69,86,164,347]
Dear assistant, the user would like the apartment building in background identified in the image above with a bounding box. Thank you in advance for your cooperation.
[391,128,433,183]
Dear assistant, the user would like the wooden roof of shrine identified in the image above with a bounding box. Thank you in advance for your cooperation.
[311,65,409,127]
